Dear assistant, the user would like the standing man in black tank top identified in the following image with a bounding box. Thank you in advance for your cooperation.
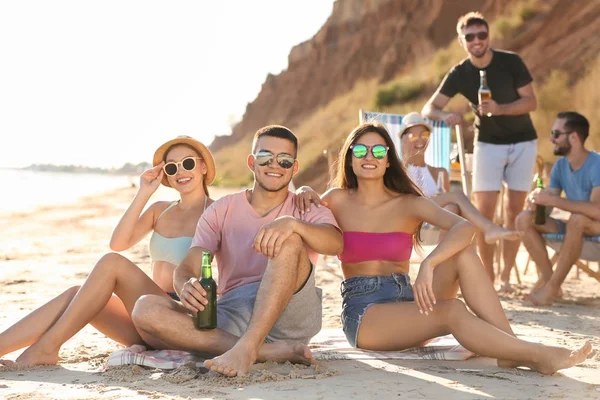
[422,12,538,291]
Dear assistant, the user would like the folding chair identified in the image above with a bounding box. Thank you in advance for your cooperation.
[541,234,600,282]
[358,110,468,247]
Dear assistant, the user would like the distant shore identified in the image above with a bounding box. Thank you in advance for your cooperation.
[16,162,152,176]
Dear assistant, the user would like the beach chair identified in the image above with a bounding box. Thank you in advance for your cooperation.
[541,234,600,282]
[359,110,452,174]
[358,110,468,247]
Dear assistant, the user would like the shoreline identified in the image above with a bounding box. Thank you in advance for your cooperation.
[0,185,599,400]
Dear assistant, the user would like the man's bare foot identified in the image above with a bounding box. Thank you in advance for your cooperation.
[484,227,520,244]
[204,340,258,377]
[14,344,59,366]
[496,281,515,294]
[258,341,313,366]
[532,342,592,375]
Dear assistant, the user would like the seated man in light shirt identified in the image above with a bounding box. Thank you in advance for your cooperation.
[517,112,600,305]
[131,125,343,377]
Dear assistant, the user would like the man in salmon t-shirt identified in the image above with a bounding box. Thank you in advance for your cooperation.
[132,125,343,377]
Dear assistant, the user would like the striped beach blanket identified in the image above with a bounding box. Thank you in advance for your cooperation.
[106,344,205,369]
[310,329,475,361]
[106,329,474,370]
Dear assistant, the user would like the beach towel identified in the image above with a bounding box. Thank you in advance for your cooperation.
[310,328,475,361]
[106,344,205,369]
[105,329,474,370]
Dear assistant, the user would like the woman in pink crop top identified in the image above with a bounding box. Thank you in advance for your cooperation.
[296,122,590,374]
[0,136,215,367]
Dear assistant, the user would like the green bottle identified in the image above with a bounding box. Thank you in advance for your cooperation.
[534,177,546,225]
[194,251,217,330]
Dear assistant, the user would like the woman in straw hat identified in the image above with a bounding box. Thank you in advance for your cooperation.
[295,122,590,374]
[0,136,216,366]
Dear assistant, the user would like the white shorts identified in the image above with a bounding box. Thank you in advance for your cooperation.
[472,140,537,192]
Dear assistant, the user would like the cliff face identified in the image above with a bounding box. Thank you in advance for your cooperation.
[210,0,600,188]
[210,0,509,152]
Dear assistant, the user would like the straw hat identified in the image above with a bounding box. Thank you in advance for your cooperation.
[399,112,433,137]
[152,136,216,187]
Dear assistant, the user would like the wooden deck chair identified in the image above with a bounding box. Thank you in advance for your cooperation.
[358,110,467,247]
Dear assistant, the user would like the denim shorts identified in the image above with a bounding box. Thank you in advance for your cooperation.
[341,273,414,348]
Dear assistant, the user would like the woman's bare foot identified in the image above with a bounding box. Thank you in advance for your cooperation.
[533,342,592,375]
[258,341,313,366]
[14,344,60,366]
[0,359,16,368]
[484,226,521,244]
[204,340,258,377]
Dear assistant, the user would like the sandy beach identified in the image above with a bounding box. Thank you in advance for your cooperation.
[1,186,599,400]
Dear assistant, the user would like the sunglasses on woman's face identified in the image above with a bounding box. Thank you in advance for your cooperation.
[163,157,202,176]
[350,144,389,159]
[462,31,488,42]
[254,151,296,169]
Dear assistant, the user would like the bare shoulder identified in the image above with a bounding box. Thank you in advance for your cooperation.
[149,200,173,214]
[322,187,347,204]
[396,193,431,208]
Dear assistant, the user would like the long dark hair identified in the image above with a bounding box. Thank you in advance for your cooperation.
[332,122,424,245]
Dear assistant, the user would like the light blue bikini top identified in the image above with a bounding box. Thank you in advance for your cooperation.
[149,201,193,265]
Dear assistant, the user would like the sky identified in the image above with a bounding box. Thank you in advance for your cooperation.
[0,0,336,169]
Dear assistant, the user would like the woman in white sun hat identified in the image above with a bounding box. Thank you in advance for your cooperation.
[399,112,519,245]
[0,136,215,366]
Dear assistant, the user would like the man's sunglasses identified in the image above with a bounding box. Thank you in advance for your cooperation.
[254,151,296,169]
[402,131,431,143]
[163,157,202,176]
[350,144,389,159]
[462,31,488,42]
[550,130,573,139]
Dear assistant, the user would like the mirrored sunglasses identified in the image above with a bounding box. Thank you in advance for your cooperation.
[463,31,488,42]
[163,157,202,176]
[254,151,296,169]
[350,144,389,159]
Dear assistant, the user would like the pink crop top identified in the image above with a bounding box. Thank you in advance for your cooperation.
[338,231,413,263]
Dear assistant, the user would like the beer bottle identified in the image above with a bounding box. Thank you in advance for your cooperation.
[194,251,217,330]
[436,171,447,194]
[478,70,492,117]
[534,177,546,225]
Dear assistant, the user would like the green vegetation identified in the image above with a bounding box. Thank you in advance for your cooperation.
[375,77,425,109]
[491,0,542,38]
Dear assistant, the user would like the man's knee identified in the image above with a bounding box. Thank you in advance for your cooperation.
[280,232,305,254]
[566,213,590,233]
[515,210,534,231]
[131,294,167,332]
